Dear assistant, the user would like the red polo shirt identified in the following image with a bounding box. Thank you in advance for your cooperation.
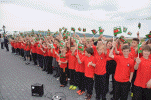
[32,43,38,53]
[43,47,48,57]
[60,56,67,68]
[36,44,43,55]
[66,52,76,70]
[113,55,135,82]
[74,52,85,73]
[48,49,53,57]
[94,53,107,75]
[25,45,31,51]
[81,55,95,78]
[106,49,115,61]
[14,42,17,49]
[134,57,151,89]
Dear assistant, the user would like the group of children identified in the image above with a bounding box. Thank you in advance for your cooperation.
[8,31,151,100]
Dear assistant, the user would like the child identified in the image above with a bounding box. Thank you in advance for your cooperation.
[132,45,151,100]
[76,47,95,100]
[36,39,44,68]
[58,47,68,87]
[66,45,77,90]
[94,44,108,100]
[105,40,117,95]
[74,45,85,95]
[41,41,49,71]
[24,40,31,65]
[109,42,134,100]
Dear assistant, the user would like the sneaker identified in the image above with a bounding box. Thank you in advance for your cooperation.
[131,93,133,97]
[76,90,81,94]
[71,86,77,90]
[78,91,85,95]
[69,85,73,89]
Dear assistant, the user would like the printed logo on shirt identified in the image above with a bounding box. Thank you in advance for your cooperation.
[100,57,103,59]
[127,63,130,67]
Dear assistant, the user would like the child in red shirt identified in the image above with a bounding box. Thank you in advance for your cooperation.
[109,42,134,100]
[133,45,151,100]
[74,46,85,95]
[76,47,95,100]
[66,45,77,90]
[24,40,31,65]
[58,47,68,87]
[93,44,108,100]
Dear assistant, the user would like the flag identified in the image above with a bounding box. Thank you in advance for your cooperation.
[138,22,141,29]
[60,41,65,47]
[64,28,67,32]
[127,32,132,36]
[63,36,68,39]
[91,29,97,35]
[49,44,54,48]
[78,44,84,51]
[138,42,142,53]
[119,36,127,43]
[145,33,151,39]
[66,31,71,36]
[123,27,127,33]
[83,28,86,32]
[114,27,122,36]
[38,44,40,47]
[99,27,104,35]
[32,29,34,34]
[71,27,75,32]
[59,28,62,32]
[54,31,59,35]
[60,54,65,58]
[78,27,81,31]
[117,26,122,34]
[62,27,65,30]
[62,32,66,36]
[74,38,79,44]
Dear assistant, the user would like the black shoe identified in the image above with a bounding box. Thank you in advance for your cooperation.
[55,75,60,78]
[42,69,46,71]
[110,90,114,95]
[53,74,57,77]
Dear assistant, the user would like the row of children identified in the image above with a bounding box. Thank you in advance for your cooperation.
[8,31,151,100]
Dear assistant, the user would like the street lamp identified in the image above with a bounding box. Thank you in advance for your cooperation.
[2,25,6,34]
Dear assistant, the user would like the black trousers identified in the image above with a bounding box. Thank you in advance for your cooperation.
[95,74,107,100]
[66,63,70,78]
[60,68,68,86]
[132,85,151,100]
[131,70,137,93]
[75,72,85,92]
[37,54,43,68]
[43,56,49,70]
[69,69,76,86]
[4,43,9,51]
[47,56,53,73]
[20,49,24,57]
[12,47,15,53]
[85,77,94,95]
[113,81,131,100]
[1,42,4,49]
[32,53,37,65]
[54,61,61,76]
[106,60,116,92]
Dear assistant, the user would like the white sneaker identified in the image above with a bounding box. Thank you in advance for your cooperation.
[68,78,70,81]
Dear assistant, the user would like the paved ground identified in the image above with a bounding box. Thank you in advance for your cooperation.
[0,45,132,100]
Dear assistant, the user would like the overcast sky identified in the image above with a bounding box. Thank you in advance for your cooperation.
[0,0,151,37]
